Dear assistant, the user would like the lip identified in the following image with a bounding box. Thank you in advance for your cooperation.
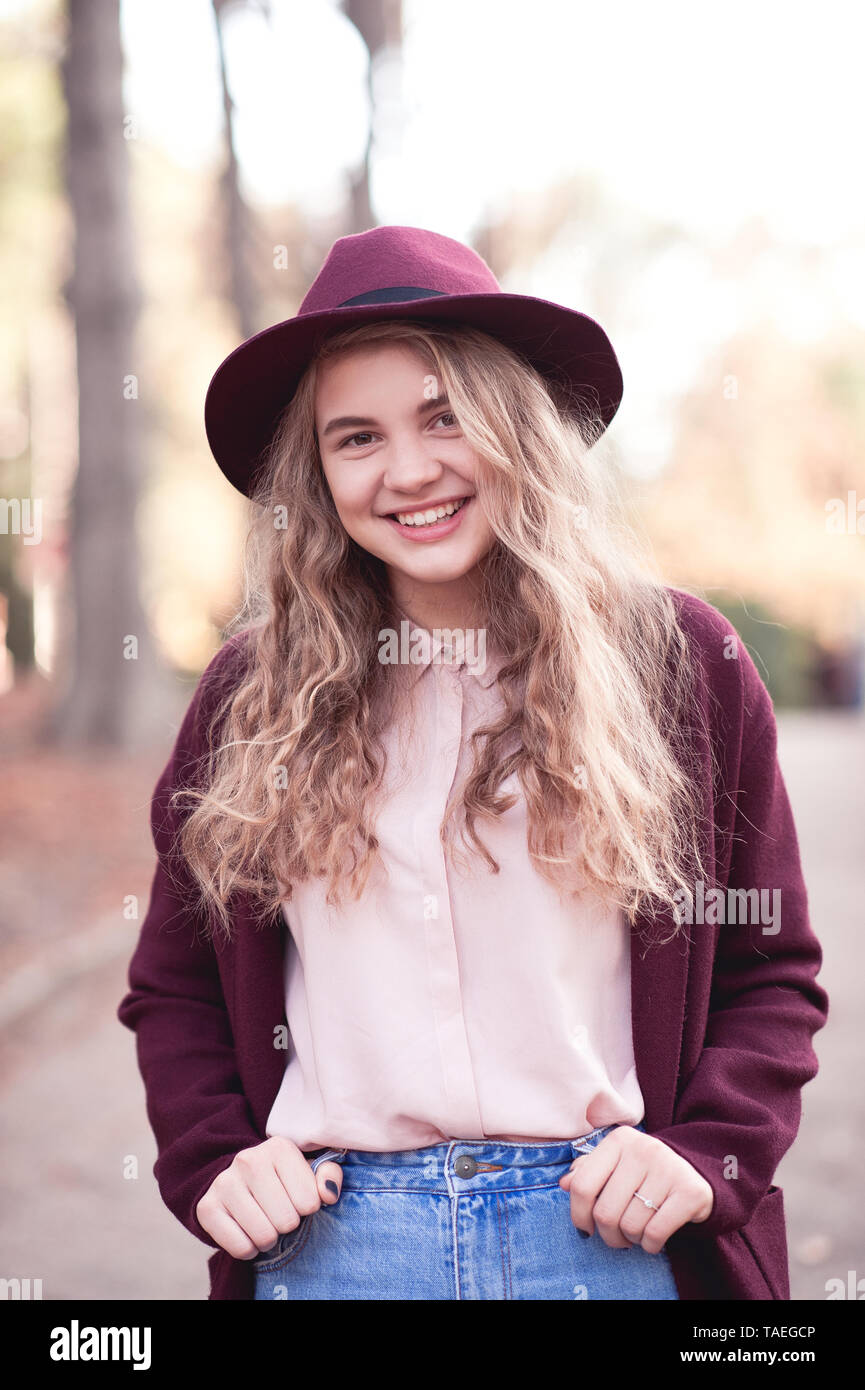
[383,495,473,541]
[378,493,472,518]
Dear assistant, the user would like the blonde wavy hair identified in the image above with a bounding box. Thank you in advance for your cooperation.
[176,319,717,945]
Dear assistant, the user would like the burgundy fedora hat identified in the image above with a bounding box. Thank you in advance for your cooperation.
[204,224,624,498]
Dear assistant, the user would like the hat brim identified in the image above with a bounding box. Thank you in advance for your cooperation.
[204,292,623,498]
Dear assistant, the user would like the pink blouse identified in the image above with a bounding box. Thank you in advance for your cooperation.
[265,614,645,1151]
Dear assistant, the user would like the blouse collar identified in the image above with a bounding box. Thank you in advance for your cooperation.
[383,604,504,690]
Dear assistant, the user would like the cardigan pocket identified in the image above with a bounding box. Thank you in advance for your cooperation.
[737,1185,788,1300]
[724,1185,789,1300]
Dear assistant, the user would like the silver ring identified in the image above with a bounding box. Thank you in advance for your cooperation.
[633,1189,660,1211]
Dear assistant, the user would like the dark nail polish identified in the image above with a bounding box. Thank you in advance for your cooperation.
[577,1228,591,1239]
[325,1179,339,1197]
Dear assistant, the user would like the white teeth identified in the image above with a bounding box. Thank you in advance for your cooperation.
[394,497,468,526]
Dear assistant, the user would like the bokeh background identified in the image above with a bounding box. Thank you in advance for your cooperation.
[0,0,861,1300]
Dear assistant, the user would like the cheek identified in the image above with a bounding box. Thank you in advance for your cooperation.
[327,472,374,517]
[453,441,480,475]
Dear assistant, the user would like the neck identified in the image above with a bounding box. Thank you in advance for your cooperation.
[387,573,486,636]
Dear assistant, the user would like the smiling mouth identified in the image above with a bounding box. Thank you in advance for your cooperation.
[387,497,471,527]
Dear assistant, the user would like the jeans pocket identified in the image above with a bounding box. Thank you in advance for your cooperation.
[308,1146,349,1171]
[252,1147,348,1270]
[252,1220,310,1270]
[571,1125,614,1155]
[571,1120,645,1156]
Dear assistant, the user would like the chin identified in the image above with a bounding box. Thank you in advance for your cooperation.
[394,556,479,581]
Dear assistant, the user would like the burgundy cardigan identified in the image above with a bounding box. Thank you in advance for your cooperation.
[117,588,829,1300]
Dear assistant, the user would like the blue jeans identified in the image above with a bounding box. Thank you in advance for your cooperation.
[252,1120,680,1300]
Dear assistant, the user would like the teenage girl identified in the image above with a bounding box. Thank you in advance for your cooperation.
[118,225,828,1301]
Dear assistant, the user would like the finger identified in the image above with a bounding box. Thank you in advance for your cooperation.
[271,1144,324,1217]
[216,1182,290,1257]
[204,1206,273,1262]
[619,1171,675,1247]
[635,1186,694,1254]
[565,1143,620,1237]
[315,1160,344,1205]
[586,1158,651,1250]
[246,1157,316,1231]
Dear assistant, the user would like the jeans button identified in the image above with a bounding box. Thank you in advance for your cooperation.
[454,1154,478,1178]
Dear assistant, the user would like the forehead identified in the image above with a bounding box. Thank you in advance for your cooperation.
[314,340,435,404]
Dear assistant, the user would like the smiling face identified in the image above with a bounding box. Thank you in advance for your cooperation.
[314,340,496,627]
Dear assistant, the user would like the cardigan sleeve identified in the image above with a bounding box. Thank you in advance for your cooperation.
[117,633,264,1249]
[648,640,829,1239]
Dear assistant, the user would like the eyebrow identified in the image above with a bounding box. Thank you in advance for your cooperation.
[320,392,451,440]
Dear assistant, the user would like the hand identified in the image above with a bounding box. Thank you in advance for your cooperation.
[195,1136,344,1260]
[558,1125,714,1253]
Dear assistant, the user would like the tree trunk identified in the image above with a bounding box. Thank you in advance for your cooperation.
[211,0,261,341]
[54,0,175,747]
[343,0,403,233]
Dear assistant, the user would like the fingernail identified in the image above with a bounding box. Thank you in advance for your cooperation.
[325,1179,339,1197]
[578,1229,591,1239]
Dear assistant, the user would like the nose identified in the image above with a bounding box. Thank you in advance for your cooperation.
[381,433,444,496]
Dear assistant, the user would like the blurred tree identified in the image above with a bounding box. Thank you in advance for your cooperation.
[638,320,865,651]
[0,17,66,679]
[342,0,402,233]
[702,592,815,708]
[0,377,34,675]
[472,182,865,699]
[210,0,271,340]
[54,0,174,746]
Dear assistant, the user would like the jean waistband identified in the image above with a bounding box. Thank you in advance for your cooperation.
[308,1121,644,1193]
